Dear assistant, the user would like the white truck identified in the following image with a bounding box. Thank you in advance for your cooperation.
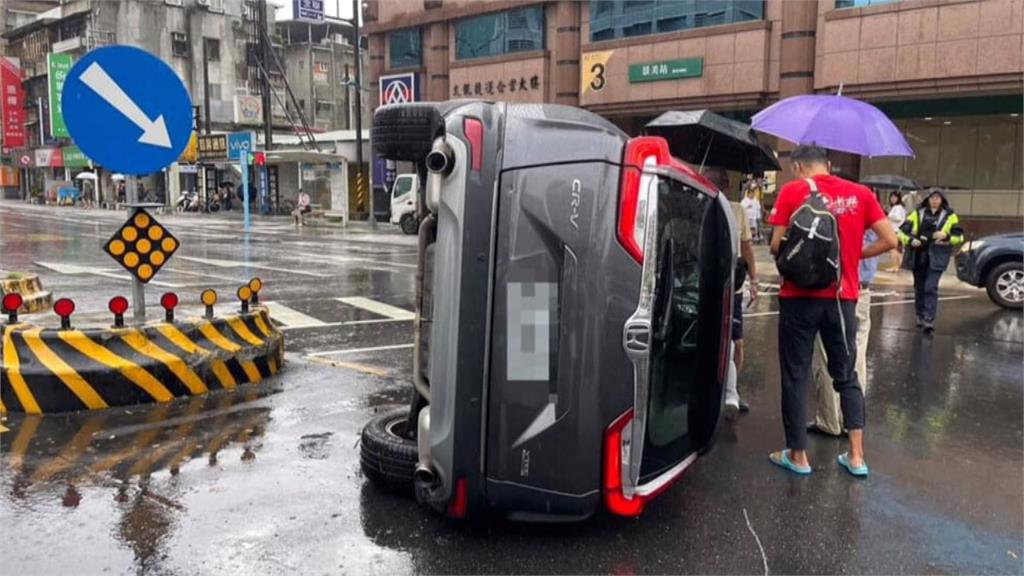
[389,173,419,235]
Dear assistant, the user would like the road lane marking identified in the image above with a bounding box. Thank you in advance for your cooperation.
[336,297,415,320]
[306,356,390,376]
[306,343,414,357]
[35,261,187,288]
[745,295,974,318]
[277,317,411,331]
[263,301,326,328]
[178,256,331,278]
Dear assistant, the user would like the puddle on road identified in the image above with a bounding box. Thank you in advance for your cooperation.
[1,384,281,502]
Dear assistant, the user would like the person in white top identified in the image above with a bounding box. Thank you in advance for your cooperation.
[885,190,907,272]
[740,187,762,241]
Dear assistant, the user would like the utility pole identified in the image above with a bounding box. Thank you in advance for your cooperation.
[258,0,273,152]
[352,0,373,227]
[202,39,211,134]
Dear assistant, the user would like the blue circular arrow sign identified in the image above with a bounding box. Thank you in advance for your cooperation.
[62,45,193,176]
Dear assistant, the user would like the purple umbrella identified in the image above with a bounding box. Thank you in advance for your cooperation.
[752,94,913,158]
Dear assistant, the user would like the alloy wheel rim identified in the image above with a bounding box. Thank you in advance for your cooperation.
[995,269,1024,302]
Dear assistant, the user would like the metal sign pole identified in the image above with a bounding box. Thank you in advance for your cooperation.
[132,276,146,323]
[241,155,250,230]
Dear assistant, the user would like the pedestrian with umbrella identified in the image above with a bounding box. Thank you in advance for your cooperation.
[752,94,903,478]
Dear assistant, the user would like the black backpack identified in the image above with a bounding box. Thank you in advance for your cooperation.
[776,178,840,291]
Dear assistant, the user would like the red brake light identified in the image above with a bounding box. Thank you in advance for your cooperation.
[618,137,671,263]
[603,408,645,517]
[2,293,23,312]
[108,296,129,316]
[463,118,483,172]
[54,298,75,317]
[447,476,468,519]
[160,292,179,311]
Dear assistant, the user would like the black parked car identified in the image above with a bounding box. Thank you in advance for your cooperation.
[955,233,1024,309]
[360,101,736,521]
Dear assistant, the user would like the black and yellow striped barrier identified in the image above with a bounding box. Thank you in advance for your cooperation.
[0,307,283,414]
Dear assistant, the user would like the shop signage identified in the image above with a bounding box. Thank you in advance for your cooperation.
[227,131,254,160]
[452,75,540,98]
[19,154,32,167]
[379,73,416,106]
[0,57,26,149]
[0,166,20,187]
[235,95,262,126]
[293,0,324,22]
[629,58,703,83]
[63,145,90,167]
[314,62,329,85]
[581,50,614,94]
[47,53,73,138]
[35,148,58,167]
[178,163,198,174]
[196,134,228,160]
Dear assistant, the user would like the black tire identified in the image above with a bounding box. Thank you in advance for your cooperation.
[372,104,443,162]
[360,407,418,492]
[399,213,419,235]
[985,261,1024,309]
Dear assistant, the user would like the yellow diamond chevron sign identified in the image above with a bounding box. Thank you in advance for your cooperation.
[103,208,179,283]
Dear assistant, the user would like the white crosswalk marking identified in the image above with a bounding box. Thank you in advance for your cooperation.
[263,301,327,328]
[336,296,415,320]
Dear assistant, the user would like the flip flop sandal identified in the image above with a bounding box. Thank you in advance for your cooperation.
[769,449,812,475]
[837,452,869,477]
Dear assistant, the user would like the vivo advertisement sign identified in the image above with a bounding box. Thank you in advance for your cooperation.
[227,131,254,160]
[293,0,324,22]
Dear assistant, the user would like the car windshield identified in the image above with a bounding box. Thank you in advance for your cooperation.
[641,176,712,482]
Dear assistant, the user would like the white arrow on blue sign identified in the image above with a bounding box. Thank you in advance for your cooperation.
[61,45,193,176]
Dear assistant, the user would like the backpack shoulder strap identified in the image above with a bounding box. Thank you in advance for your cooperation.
[804,177,819,196]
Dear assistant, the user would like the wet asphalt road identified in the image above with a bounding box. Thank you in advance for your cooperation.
[1,201,1022,575]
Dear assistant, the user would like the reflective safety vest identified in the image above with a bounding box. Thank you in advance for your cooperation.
[898,208,964,247]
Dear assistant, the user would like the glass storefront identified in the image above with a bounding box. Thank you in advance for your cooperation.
[589,0,764,42]
[861,114,1023,217]
[455,5,545,60]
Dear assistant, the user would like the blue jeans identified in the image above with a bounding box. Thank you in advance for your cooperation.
[913,266,942,322]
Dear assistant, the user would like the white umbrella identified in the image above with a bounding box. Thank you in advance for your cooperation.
[110,174,126,181]
[74,172,98,181]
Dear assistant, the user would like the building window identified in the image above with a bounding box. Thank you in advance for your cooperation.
[388,27,421,69]
[455,6,544,60]
[171,32,189,57]
[204,38,220,61]
[835,0,902,8]
[589,0,764,42]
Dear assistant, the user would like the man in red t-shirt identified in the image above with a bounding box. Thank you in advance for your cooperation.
[766,145,897,477]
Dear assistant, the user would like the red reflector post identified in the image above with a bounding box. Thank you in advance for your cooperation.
[54,297,75,330]
[447,477,468,519]
[3,292,24,323]
[108,296,129,328]
[603,408,645,517]
[463,118,483,172]
[160,292,178,322]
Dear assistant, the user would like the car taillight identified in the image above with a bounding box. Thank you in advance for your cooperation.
[618,137,671,263]
[603,408,645,517]
[463,118,483,172]
[447,476,468,519]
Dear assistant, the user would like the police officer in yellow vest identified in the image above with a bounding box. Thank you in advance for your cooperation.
[898,188,964,333]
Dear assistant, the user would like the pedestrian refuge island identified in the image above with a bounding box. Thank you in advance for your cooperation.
[1,288,284,414]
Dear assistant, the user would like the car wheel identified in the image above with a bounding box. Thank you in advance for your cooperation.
[360,407,418,492]
[372,104,442,162]
[400,213,419,235]
[986,261,1024,309]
